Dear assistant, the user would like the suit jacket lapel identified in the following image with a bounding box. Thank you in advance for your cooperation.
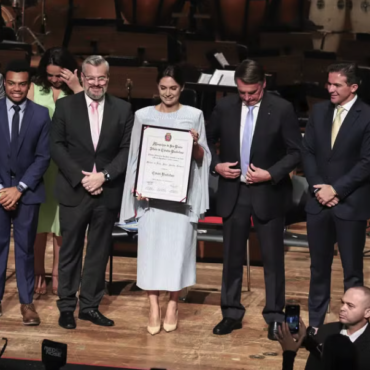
[17,99,33,154]
[322,103,335,159]
[250,93,272,159]
[0,99,10,149]
[331,98,361,157]
[230,97,242,163]
[75,92,95,153]
[96,94,113,152]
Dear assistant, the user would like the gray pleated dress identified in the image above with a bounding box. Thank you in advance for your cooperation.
[120,105,210,291]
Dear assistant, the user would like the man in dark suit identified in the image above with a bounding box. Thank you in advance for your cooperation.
[302,63,370,328]
[51,55,133,329]
[206,59,302,338]
[0,60,50,325]
[305,286,370,370]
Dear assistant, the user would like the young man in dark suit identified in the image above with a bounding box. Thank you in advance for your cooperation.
[0,60,50,325]
[206,59,302,339]
[302,63,370,329]
[51,55,133,329]
[305,286,370,370]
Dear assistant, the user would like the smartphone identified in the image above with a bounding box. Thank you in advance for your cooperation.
[285,304,300,334]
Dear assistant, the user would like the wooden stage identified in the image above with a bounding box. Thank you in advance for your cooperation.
[2,227,370,370]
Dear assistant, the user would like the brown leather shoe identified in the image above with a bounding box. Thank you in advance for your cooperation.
[21,304,40,326]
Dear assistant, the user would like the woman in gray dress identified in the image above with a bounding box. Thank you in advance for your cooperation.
[120,66,210,335]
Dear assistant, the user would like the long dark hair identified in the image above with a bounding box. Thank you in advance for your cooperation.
[34,47,79,95]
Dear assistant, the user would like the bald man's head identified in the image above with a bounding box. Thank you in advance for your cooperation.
[350,286,370,306]
[339,287,370,327]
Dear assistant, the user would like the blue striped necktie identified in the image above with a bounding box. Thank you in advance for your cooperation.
[241,105,255,176]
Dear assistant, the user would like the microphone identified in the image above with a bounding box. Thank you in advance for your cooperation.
[126,78,133,102]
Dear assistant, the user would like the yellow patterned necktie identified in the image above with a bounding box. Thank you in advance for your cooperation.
[331,106,345,148]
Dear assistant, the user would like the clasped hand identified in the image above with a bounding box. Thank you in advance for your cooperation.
[215,162,241,179]
[215,162,271,184]
[81,171,104,195]
[0,187,21,211]
[190,129,199,144]
[314,184,339,207]
[246,163,271,184]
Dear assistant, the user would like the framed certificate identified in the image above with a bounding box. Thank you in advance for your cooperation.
[134,125,194,202]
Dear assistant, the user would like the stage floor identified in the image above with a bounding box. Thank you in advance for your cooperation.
[2,228,370,370]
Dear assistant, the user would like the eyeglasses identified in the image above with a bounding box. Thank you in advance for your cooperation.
[82,73,108,85]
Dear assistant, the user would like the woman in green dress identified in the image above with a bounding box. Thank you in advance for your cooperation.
[28,47,83,295]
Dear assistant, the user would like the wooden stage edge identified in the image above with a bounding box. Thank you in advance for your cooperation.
[2,231,370,370]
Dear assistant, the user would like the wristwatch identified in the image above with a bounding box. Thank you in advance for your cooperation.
[102,170,111,182]
[16,184,26,194]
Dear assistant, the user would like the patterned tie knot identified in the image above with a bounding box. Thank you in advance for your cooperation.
[91,101,99,112]
[12,105,21,113]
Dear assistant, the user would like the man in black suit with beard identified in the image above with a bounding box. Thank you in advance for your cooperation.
[302,63,370,329]
[51,55,133,329]
[206,59,302,339]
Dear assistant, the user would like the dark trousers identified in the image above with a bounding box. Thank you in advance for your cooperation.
[57,193,117,313]
[221,184,286,324]
[307,209,366,327]
[0,203,39,304]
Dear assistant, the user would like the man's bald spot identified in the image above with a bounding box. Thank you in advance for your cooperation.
[348,286,370,307]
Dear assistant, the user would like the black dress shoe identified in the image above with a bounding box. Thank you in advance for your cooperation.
[213,318,242,335]
[268,321,282,341]
[59,312,76,329]
[78,309,114,327]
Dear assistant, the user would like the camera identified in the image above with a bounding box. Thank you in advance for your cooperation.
[285,304,300,334]
[303,326,323,359]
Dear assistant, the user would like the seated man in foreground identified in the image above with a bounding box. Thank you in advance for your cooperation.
[305,286,370,370]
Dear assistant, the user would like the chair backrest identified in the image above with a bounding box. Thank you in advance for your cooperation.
[206,173,219,217]
[179,88,197,108]
[285,175,309,226]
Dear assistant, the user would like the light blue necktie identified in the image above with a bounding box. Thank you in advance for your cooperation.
[241,105,255,176]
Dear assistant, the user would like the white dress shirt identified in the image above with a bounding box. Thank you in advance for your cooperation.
[340,323,368,343]
[0,98,28,190]
[332,95,358,123]
[6,97,27,137]
[240,101,261,182]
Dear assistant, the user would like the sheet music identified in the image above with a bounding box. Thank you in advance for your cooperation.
[209,69,236,87]
[214,52,229,68]
[197,73,212,84]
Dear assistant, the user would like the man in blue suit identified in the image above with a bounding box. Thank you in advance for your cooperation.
[0,60,50,325]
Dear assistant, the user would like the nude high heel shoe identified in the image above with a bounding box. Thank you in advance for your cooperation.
[147,308,161,335]
[163,310,178,333]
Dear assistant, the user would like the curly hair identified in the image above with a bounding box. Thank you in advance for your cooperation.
[34,47,79,95]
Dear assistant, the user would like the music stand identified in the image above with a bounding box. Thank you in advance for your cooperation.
[14,0,48,51]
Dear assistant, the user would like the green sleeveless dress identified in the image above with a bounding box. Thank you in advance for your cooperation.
[34,84,66,235]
